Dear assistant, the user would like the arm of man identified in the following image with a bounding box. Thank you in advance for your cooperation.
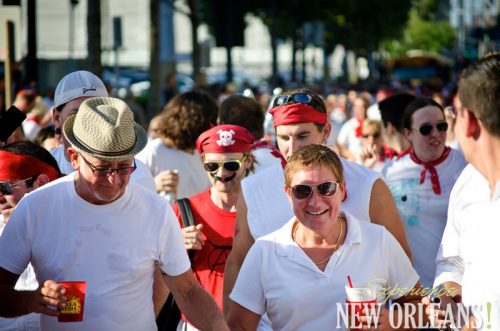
[0,267,65,318]
[227,302,261,331]
[222,194,255,319]
[153,266,170,318]
[163,269,228,331]
[369,178,413,261]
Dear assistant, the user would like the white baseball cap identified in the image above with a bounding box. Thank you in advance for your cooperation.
[54,70,108,108]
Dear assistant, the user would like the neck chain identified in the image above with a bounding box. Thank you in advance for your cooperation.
[292,216,344,265]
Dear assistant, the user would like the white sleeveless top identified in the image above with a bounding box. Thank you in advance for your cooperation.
[242,158,381,240]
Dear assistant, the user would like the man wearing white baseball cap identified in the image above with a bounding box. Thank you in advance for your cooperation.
[50,70,155,190]
[0,97,229,331]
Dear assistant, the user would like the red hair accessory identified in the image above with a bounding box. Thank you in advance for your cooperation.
[270,103,327,127]
[196,124,254,154]
[0,151,60,182]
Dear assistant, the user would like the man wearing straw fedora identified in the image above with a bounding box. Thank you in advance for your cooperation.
[0,97,229,331]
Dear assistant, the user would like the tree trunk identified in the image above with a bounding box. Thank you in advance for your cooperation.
[87,0,102,77]
[149,0,161,118]
[187,0,200,80]
[25,0,38,84]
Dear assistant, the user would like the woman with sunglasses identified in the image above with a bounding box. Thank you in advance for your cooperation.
[228,144,422,330]
[382,96,467,290]
[171,124,254,331]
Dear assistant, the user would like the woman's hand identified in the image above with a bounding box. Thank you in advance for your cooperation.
[182,224,205,250]
[154,170,179,196]
[357,306,392,330]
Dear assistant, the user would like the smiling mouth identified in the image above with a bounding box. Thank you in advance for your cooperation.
[306,210,328,216]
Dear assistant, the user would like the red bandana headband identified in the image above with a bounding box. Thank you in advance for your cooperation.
[0,151,60,182]
[196,124,254,154]
[270,103,327,127]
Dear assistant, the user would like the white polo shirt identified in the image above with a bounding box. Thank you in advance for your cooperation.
[230,212,419,330]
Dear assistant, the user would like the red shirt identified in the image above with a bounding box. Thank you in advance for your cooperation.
[172,188,236,315]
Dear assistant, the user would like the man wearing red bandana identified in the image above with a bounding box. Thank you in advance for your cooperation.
[170,124,254,331]
[224,89,413,326]
[0,141,61,331]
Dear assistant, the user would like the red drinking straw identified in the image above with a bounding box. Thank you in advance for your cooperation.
[347,275,353,288]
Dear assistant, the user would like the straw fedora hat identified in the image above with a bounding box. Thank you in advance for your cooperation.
[63,97,147,160]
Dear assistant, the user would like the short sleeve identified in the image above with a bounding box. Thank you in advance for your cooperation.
[383,229,420,300]
[157,203,190,276]
[229,242,266,315]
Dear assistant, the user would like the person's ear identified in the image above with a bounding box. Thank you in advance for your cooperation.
[284,184,292,203]
[339,180,347,201]
[464,109,481,139]
[52,107,61,130]
[67,147,80,170]
[33,174,50,189]
[321,122,331,143]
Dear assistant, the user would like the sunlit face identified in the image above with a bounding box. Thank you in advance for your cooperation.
[69,149,133,205]
[203,152,251,194]
[53,97,92,159]
[285,166,345,233]
[0,179,34,222]
[276,123,330,159]
[361,126,383,153]
[352,97,368,118]
[405,106,447,162]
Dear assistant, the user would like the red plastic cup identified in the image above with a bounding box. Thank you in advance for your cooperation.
[58,281,87,322]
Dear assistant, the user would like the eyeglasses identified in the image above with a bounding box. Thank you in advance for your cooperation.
[289,181,339,200]
[273,92,314,108]
[0,177,33,195]
[203,155,247,173]
[362,133,381,139]
[80,154,137,178]
[416,122,448,136]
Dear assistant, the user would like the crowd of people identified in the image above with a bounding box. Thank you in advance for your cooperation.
[0,53,499,331]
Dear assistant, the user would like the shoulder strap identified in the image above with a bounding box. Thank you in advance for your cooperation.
[177,198,195,227]
[176,198,196,260]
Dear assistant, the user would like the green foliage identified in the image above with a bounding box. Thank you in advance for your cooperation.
[382,8,456,57]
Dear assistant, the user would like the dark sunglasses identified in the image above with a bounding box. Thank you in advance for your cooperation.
[0,177,33,195]
[362,133,381,139]
[290,181,339,200]
[417,122,448,136]
[273,92,314,108]
[203,155,247,173]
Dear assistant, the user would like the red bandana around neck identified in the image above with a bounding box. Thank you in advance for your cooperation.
[409,146,451,195]
[354,116,364,138]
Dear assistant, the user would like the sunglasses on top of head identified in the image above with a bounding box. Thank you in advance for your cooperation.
[203,155,247,173]
[289,181,339,200]
[416,122,448,136]
[273,92,314,108]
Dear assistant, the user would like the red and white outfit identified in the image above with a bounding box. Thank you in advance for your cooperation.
[250,141,286,174]
[173,189,235,316]
[382,147,466,288]
[435,164,500,330]
[336,116,364,156]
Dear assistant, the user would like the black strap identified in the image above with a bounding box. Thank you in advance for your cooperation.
[177,198,196,260]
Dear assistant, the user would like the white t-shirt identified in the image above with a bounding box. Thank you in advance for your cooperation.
[336,117,363,156]
[382,149,467,288]
[0,174,190,331]
[230,213,419,331]
[0,217,40,331]
[50,145,156,192]
[242,159,380,240]
[435,164,500,330]
[136,138,210,199]
[250,142,284,174]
